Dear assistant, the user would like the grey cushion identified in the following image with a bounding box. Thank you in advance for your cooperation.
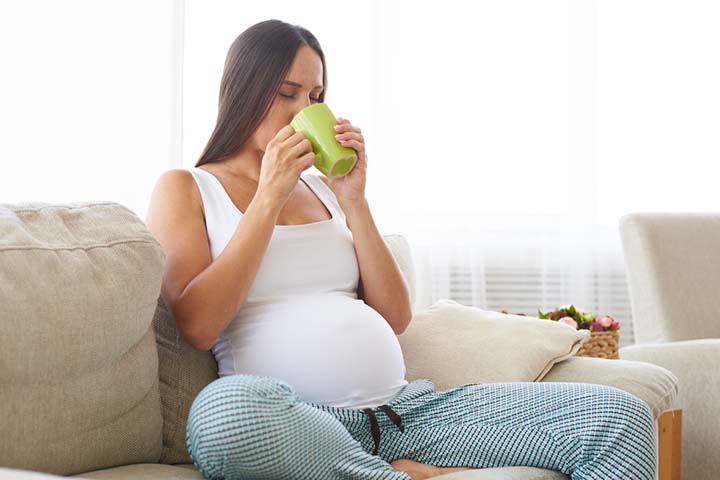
[0,202,165,475]
[152,296,218,465]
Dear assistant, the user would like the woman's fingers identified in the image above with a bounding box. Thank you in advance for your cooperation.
[334,119,361,133]
[335,131,364,143]
[334,118,365,152]
[338,138,364,152]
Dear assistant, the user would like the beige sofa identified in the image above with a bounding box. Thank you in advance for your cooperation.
[618,212,720,480]
[1,201,680,480]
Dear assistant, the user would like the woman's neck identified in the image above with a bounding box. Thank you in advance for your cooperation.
[217,147,264,183]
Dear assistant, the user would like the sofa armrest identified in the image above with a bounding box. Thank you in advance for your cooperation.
[619,338,720,416]
[540,355,679,420]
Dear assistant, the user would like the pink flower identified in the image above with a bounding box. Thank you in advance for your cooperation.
[611,319,620,329]
[590,321,606,332]
[598,315,614,328]
[559,316,578,329]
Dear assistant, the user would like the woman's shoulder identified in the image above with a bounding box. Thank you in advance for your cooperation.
[148,168,204,221]
[153,168,200,196]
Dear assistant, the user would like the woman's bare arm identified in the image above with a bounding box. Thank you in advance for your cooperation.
[145,169,282,351]
[343,198,413,335]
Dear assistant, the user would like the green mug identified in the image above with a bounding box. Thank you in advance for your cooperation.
[290,103,358,178]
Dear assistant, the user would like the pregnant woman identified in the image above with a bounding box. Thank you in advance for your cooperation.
[145,19,657,480]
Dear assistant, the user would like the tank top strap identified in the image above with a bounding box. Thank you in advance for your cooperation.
[188,167,242,220]
[300,173,346,222]
[188,167,248,261]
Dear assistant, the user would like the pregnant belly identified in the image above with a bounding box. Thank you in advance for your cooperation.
[225,292,408,408]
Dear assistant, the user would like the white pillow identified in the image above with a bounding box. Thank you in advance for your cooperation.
[398,299,591,390]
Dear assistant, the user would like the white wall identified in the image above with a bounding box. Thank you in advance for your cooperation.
[0,0,183,221]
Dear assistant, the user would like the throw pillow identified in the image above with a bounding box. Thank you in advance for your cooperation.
[398,299,591,391]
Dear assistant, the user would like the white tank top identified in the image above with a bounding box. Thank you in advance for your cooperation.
[188,167,408,409]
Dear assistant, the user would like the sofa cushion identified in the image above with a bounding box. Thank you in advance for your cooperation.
[0,468,82,480]
[66,463,569,480]
[434,467,567,479]
[152,296,218,465]
[0,201,165,475]
[70,463,203,479]
[398,299,590,389]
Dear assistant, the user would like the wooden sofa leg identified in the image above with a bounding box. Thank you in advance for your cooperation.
[658,409,682,480]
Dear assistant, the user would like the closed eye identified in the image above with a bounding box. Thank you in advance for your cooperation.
[279,93,321,102]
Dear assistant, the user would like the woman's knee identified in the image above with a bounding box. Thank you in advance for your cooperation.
[193,373,295,409]
[185,374,299,475]
[188,374,297,426]
[608,386,653,422]
[587,384,655,437]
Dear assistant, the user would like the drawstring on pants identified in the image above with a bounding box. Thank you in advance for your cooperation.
[362,404,405,455]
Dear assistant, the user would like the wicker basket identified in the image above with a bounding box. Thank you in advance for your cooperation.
[575,330,620,359]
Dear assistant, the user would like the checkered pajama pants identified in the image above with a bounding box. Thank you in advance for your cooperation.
[185,375,657,480]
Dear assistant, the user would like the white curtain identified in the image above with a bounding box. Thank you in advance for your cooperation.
[410,225,635,347]
[3,1,719,349]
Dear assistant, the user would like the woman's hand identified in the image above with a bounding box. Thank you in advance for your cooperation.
[326,117,368,212]
[256,125,316,208]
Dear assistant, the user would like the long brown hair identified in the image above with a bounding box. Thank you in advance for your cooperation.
[195,19,327,167]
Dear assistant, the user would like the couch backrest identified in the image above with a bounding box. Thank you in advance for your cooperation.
[0,201,166,476]
[619,212,720,343]
[153,232,417,464]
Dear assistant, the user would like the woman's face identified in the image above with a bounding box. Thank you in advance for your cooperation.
[252,44,324,153]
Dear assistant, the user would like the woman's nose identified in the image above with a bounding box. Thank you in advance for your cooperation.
[291,97,313,118]
[300,96,313,109]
